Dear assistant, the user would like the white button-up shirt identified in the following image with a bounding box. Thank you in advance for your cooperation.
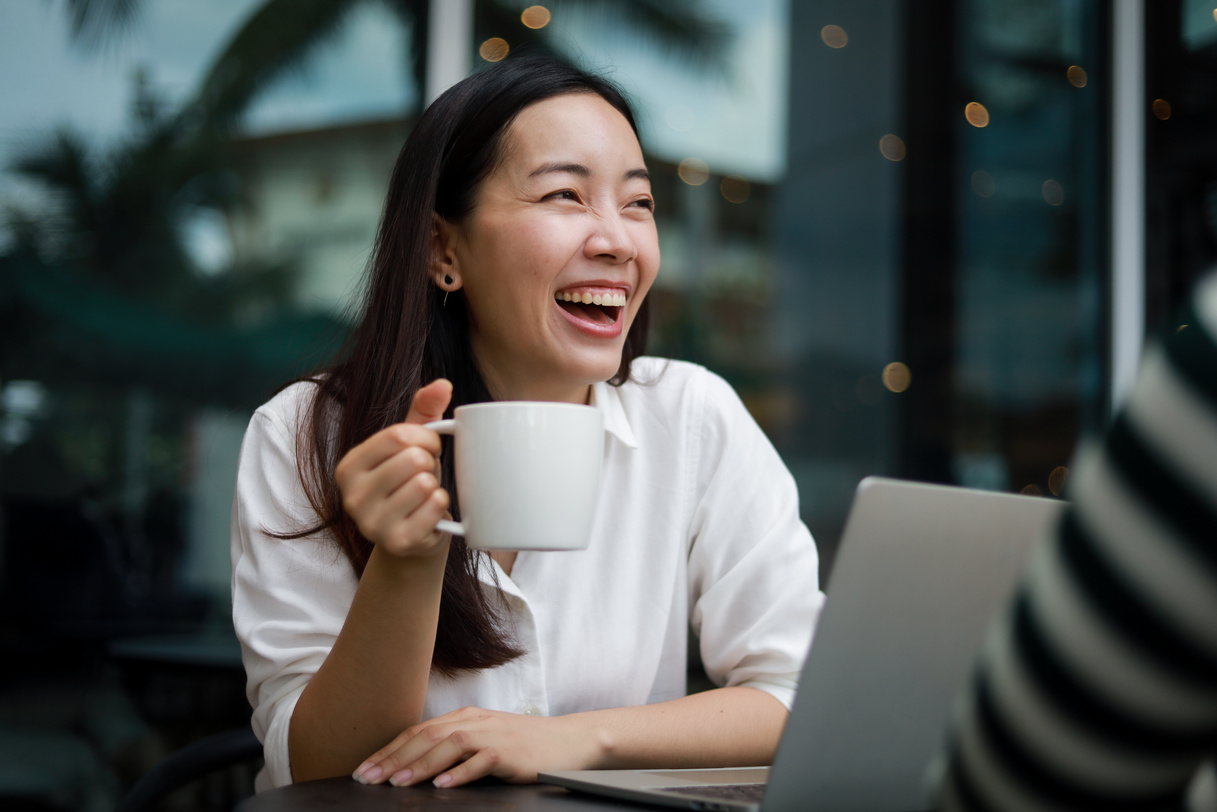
[231,358,825,789]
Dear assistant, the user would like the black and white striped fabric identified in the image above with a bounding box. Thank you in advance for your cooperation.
[936,273,1217,812]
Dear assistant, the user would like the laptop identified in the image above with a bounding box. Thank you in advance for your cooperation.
[539,476,1065,812]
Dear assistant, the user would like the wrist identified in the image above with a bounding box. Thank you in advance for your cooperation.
[366,539,450,580]
[562,711,615,770]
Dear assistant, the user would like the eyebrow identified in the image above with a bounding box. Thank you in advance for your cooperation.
[528,162,650,183]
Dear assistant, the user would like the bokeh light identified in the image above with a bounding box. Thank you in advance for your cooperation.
[720,175,751,203]
[1153,98,1172,120]
[879,134,906,162]
[882,362,911,393]
[1021,483,1043,496]
[821,25,848,48]
[971,170,996,198]
[1048,466,1070,496]
[479,37,510,62]
[1067,65,1088,88]
[965,102,990,127]
[521,5,551,29]
[678,157,710,186]
[1042,179,1064,206]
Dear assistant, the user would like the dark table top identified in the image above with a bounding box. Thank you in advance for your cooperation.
[236,776,643,812]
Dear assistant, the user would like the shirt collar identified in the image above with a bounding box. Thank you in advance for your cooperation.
[590,379,639,450]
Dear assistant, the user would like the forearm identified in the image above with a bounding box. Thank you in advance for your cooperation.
[289,544,448,782]
[573,686,788,770]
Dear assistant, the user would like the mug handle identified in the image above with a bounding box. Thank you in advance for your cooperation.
[424,419,464,537]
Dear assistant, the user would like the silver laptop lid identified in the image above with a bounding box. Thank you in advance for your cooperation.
[763,477,1063,812]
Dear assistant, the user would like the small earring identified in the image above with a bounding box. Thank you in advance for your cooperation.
[442,275,454,306]
[444,275,453,285]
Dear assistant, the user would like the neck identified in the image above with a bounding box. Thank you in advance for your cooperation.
[477,363,591,405]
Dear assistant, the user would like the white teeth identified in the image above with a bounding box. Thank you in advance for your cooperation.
[556,291,627,306]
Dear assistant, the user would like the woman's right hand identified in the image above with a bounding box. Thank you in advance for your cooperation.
[334,379,454,558]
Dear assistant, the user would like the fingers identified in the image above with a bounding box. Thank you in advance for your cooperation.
[431,747,517,788]
[353,710,536,789]
[406,378,453,425]
[335,423,449,553]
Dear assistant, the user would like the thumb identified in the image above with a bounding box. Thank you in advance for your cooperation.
[405,378,453,425]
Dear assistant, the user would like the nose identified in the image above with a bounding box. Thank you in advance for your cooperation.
[584,211,637,264]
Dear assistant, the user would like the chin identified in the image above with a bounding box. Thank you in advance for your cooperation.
[564,354,626,387]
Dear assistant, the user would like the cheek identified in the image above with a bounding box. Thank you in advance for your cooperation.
[636,228,661,290]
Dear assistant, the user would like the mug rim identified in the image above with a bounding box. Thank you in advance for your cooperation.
[452,400,598,414]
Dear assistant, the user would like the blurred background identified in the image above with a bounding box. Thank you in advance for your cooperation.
[1,0,1214,809]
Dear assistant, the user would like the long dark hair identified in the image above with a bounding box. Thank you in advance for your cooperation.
[291,55,650,675]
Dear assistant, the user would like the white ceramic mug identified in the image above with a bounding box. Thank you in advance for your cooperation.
[425,401,604,551]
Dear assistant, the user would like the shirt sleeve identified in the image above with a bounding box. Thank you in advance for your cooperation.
[229,388,358,789]
[684,368,826,710]
[934,275,1217,811]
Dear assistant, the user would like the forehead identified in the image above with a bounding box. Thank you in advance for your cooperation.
[498,92,644,171]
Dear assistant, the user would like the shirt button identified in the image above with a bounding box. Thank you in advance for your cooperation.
[520,704,539,716]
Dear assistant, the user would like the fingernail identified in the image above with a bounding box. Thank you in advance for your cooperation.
[433,773,452,788]
[352,763,382,784]
[388,769,413,787]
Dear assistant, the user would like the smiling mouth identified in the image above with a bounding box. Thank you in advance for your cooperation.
[555,291,626,325]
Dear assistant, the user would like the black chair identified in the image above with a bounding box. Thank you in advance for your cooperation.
[116,724,263,812]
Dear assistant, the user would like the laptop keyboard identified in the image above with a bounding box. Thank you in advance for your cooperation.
[657,783,768,803]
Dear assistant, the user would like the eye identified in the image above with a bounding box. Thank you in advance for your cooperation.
[544,189,580,202]
[630,197,655,212]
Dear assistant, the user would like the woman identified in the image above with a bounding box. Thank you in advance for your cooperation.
[231,55,824,792]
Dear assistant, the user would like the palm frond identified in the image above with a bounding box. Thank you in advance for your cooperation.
[9,128,100,244]
[186,0,367,130]
[547,0,734,74]
[61,0,144,53]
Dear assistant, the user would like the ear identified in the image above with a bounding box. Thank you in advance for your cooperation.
[430,213,462,291]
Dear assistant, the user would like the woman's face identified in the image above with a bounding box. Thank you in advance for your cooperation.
[438,92,659,403]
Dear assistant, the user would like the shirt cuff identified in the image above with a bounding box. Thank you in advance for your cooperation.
[254,675,309,789]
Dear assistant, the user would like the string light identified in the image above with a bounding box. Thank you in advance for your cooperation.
[965,102,990,127]
[479,37,509,62]
[521,5,551,29]
[879,134,906,162]
[821,25,848,48]
[971,170,996,198]
[720,175,751,203]
[1042,179,1064,206]
[678,158,710,186]
[882,362,911,393]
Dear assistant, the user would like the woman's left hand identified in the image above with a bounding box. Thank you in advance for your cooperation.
[350,706,604,788]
